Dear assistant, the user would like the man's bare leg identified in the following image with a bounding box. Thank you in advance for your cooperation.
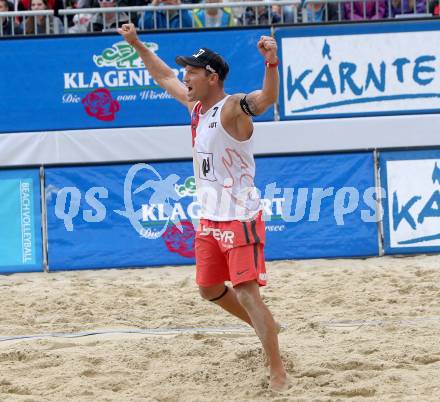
[199,283,287,390]
[199,283,253,326]
[199,284,282,332]
[234,280,289,392]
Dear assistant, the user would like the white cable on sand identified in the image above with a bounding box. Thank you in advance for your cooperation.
[0,323,288,343]
[2,318,438,343]
[0,326,255,343]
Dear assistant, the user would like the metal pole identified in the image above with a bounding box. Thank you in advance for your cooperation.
[39,166,49,272]
[374,149,385,257]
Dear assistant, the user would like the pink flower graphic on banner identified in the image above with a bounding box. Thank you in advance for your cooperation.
[82,88,120,121]
[162,220,195,258]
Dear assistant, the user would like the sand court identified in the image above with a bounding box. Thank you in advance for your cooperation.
[0,255,439,401]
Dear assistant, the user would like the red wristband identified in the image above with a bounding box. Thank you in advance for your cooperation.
[265,59,279,68]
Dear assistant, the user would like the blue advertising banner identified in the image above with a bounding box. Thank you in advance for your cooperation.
[257,152,378,259]
[0,169,43,273]
[380,149,440,255]
[276,21,440,120]
[0,28,272,134]
[45,162,197,270]
[46,152,377,271]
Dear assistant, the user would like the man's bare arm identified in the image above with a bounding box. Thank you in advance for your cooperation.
[228,36,279,118]
[245,35,279,116]
[117,23,195,112]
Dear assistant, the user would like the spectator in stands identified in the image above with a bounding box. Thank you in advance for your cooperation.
[67,0,95,33]
[115,0,148,29]
[192,0,235,27]
[0,0,23,35]
[277,3,296,23]
[429,0,440,15]
[389,0,428,16]
[138,0,193,29]
[238,0,281,25]
[24,0,64,34]
[266,1,295,23]
[223,0,244,20]
[301,1,340,22]
[91,0,129,32]
[343,0,387,19]
[18,0,63,14]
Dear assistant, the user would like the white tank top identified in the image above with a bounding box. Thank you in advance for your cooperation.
[191,96,261,221]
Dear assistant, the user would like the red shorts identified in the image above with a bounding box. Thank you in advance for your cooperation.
[195,212,267,288]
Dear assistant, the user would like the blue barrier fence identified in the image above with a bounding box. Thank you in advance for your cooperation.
[1,149,439,273]
[44,152,379,271]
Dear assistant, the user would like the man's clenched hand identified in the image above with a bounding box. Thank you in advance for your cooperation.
[257,35,278,64]
[117,23,139,46]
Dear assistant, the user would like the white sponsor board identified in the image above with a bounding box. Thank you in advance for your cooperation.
[281,29,440,118]
[386,158,440,249]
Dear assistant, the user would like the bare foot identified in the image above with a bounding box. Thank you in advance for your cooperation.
[270,371,290,393]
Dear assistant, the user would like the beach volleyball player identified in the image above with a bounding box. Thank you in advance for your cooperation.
[118,23,289,392]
